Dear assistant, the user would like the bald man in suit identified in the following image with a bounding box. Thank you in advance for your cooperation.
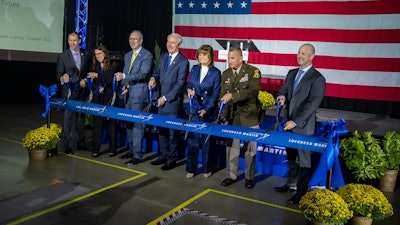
[115,30,153,165]
[275,43,326,204]
[148,33,189,170]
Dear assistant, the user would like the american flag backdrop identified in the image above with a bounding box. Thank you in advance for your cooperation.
[172,0,400,101]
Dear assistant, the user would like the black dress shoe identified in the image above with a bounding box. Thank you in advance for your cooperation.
[287,193,302,205]
[91,153,99,158]
[65,148,75,155]
[273,184,296,193]
[221,178,237,186]
[119,153,133,159]
[125,158,143,166]
[161,162,176,170]
[109,152,116,157]
[151,158,166,165]
[245,179,254,189]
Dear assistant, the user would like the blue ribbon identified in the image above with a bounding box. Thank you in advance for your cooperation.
[112,76,118,92]
[217,100,226,121]
[39,84,57,118]
[50,98,329,152]
[85,74,93,90]
[189,93,194,115]
[118,84,127,96]
[150,86,158,106]
[309,118,348,188]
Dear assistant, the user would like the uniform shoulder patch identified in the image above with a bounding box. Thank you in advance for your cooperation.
[252,69,261,79]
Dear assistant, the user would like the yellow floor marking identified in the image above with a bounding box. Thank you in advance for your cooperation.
[146,188,301,225]
[2,136,146,225]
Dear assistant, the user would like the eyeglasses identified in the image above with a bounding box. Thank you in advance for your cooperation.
[128,38,140,41]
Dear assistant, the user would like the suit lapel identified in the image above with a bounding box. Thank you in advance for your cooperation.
[292,67,314,94]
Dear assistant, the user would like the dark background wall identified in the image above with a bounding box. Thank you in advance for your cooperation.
[0,0,399,118]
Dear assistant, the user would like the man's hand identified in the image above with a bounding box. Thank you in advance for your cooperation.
[283,120,296,131]
[277,95,286,106]
[221,93,233,104]
[156,96,165,107]
[148,77,156,90]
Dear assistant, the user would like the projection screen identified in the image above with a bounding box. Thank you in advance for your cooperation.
[0,0,65,62]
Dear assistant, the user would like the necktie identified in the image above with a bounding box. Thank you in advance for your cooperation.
[128,52,137,73]
[166,55,172,71]
[293,69,304,92]
[74,52,81,69]
[233,71,238,83]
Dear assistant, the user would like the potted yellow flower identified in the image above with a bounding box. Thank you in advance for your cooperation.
[299,189,353,225]
[258,90,276,123]
[258,90,276,110]
[22,123,62,160]
[336,183,393,224]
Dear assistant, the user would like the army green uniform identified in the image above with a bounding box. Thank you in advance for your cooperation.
[220,62,262,181]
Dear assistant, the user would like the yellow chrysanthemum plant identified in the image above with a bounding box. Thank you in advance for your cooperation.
[22,123,62,151]
[336,183,394,221]
[299,189,353,225]
[257,90,276,110]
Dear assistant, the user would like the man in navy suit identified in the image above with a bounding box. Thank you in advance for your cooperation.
[56,31,90,154]
[275,43,326,204]
[148,33,189,170]
[115,30,153,165]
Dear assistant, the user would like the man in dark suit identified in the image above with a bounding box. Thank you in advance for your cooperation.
[219,46,262,189]
[148,33,189,170]
[275,43,326,204]
[115,30,153,165]
[56,31,90,154]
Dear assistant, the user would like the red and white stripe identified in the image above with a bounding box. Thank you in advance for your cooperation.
[173,0,400,101]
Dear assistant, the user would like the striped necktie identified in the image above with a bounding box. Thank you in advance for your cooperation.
[74,52,81,69]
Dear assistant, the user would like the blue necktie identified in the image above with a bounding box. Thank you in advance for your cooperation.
[293,69,304,92]
[166,55,172,71]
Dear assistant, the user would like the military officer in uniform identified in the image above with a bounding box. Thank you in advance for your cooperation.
[219,46,262,189]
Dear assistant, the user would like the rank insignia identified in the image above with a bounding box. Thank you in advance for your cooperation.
[252,69,261,78]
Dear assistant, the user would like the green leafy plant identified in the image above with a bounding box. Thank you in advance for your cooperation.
[85,114,93,128]
[336,183,393,221]
[382,131,400,170]
[22,123,62,151]
[340,131,386,181]
[299,189,353,225]
[153,40,160,71]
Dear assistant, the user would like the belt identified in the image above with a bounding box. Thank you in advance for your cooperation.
[129,80,147,85]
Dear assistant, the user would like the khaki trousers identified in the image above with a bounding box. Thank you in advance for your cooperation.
[226,125,259,180]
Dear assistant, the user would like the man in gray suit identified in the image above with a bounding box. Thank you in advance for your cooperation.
[148,33,189,170]
[56,31,90,154]
[115,30,153,165]
[275,43,326,204]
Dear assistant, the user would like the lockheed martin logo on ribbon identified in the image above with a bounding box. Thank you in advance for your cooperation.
[50,98,328,153]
